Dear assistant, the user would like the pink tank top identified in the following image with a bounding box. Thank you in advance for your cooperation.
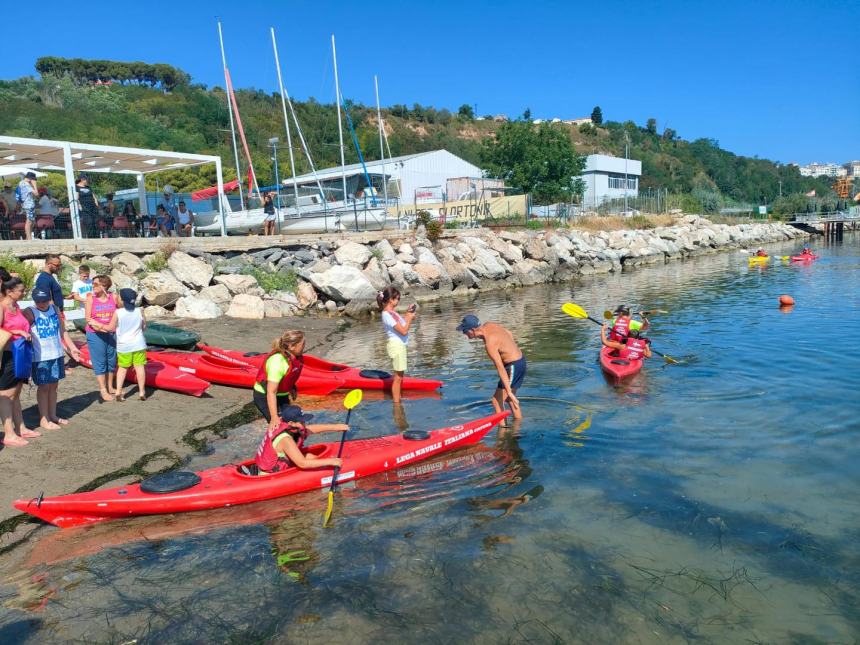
[86,293,116,333]
[1,303,29,335]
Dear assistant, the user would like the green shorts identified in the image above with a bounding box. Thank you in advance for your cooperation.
[386,338,407,372]
[118,350,147,368]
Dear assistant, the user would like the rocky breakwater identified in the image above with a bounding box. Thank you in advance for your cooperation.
[60,216,805,321]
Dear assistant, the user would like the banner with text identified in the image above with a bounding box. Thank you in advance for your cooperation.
[390,195,527,223]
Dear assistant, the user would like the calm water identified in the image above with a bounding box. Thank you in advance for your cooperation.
[1,239,859,643]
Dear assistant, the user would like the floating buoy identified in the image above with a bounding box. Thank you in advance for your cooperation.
[779,304,794,314]
[779,295,795,306]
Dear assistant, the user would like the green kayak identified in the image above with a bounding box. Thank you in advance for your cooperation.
[73,319,200,349]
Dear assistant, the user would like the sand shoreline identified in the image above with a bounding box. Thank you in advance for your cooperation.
[0,316,344,545]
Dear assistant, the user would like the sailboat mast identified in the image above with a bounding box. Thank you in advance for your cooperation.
[217,20,245,211]
[331,34,348,204]
[271,28,301,217]
[374,75,388,206]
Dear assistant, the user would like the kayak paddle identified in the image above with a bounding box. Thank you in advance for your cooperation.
[323,388,363,527]
[563,302,679,365]
[602,309,667,319]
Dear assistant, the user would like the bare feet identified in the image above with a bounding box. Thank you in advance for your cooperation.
[115,394,125,402]
[20,428,42,438]
[40,420,62,431]
[99,390,115,402]
[52,418,69,426]
[2,434,29,447]
[139,395,146,401]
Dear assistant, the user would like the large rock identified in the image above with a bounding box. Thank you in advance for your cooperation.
[362,257,391,291]
[214,274,259,295]
[267,290,299,307]
[109,269,140,293]
[512,258,555,286]
[343,299,376,319]
[175,295,223,319]
[167,251,213,290]
[334,240,371,267]
[487,237,523,264]
[226,294,266,319]
[143,305,169,320]
[373,239,397,265]
[309,265,377,302]
[199,283,232,307]
[387,261,422,287]
[467,247,508,279]
[111,252,144,275]
[413,262,453,291]
[264,300,298,318]
[415,247,443,267]
[140,271,186,307]
[296,281,318,310]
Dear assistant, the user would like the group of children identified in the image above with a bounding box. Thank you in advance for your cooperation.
[601,305,653,362]
[0,258,150,447]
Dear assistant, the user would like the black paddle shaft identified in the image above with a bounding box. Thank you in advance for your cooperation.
[329,408,354,493]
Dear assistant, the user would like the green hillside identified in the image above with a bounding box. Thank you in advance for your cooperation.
[0,60,838,214]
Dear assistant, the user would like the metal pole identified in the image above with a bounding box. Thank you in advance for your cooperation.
[62,143,80,239]
[624,138,629,214]
[271,28,301,227]
[374,75,389,210]
[218,20,245,211]
[272,140,281,232]
[332,34,348,207]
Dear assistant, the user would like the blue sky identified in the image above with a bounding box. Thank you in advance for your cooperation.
[3,0,858,165]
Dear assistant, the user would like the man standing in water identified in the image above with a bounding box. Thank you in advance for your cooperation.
[456,314,524,420]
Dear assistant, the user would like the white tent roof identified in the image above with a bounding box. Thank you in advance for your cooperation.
[0,135,220,176]
[0,165,46,178]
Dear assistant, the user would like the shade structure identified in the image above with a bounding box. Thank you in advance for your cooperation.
[0,165,46,179]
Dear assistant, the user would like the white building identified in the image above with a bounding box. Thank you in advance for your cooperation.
[578,154,641,208]
[843,160,860,178]
[284,149,491,204]
[799,162,847,177]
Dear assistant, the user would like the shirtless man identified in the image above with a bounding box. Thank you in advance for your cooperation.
[456,314,525,420]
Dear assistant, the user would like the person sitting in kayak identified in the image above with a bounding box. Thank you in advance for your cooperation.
[607,305,649,343]
[755,248,768,257]
[802,246,812,255]
[253,330,305,436]
[456,314,524,420]
[601,326,651,361]
[255,404,348,474]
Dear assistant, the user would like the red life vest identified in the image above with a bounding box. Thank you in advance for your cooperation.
[756,250,768,257]
[610,316,631,342]
[255,351,303,395]
[622,337,648,361]
[255,422,308,473]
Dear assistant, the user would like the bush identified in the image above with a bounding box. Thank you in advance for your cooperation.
[415,209,442,241]
[526,218,545,230]
[627,215,655,229]
[0,253,38,289]
[144,252,168,273]
[241,266,298,294]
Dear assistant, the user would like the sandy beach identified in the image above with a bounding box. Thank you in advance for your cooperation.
[0,315,343,543]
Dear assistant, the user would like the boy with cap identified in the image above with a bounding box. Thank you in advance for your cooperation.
[456,314,525,420]
[22,287,81,430]
[112,288,147,401]
[254,404,349,475]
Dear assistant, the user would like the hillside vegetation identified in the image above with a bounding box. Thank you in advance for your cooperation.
[0,59,837,214]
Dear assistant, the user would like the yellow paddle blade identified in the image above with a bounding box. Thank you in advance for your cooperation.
[663,354,680,365]
[561,303,587,319]
[323,491,334,527]
[603,310,613,320]
[343,389,363,410]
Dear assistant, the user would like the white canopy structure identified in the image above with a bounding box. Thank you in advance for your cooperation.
[0,135,228,237]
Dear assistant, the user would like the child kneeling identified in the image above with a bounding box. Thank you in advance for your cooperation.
[255,404,347,475]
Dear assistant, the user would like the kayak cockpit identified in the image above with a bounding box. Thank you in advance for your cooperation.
[234,445,329,478]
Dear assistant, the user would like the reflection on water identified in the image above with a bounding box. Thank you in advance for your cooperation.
[1,238,859,642]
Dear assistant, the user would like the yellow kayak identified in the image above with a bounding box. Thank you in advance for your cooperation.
[748,255,770,264]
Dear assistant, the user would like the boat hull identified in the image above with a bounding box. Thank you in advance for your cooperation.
[599,346,643,381]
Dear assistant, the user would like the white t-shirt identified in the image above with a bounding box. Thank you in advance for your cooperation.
[177,208,193,225]
[38,195,59,216]
[72,279,93,300]
[29,305,64,362]
[116,308,147,354]
[381,310,408,344]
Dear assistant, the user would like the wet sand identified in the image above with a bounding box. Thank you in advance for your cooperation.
[0,315,343,541]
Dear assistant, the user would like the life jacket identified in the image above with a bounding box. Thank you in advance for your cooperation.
[756,250,768,257]
[609,316,631,342]
[255,351,303,395]
[622,337,649,361]
[255,422,308,473]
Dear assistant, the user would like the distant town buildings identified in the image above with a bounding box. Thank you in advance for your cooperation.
[844,160,860,178]
[799,162,848,178]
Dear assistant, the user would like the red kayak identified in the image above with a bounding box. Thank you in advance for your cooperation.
[790,253,818,262]
[198,343,444,392]
[599,346,643,382]
[14,410,509,528]
[146,349,344,396]
[76,343,210,397]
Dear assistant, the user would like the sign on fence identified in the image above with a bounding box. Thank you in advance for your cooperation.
[390,195,527,223]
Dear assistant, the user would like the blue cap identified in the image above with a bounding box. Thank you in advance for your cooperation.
[31,288,52,303]
[456,314,481,333]
[278,405,314,424]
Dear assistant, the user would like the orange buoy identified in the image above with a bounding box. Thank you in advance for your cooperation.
[779,295,795,306]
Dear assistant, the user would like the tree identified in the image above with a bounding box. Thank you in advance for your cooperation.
[662,127,677,141]
[646,118,657,135]
[458,104,474,119]
[522,107,532,121]
[482,121,586,204]
[591,106,603,125]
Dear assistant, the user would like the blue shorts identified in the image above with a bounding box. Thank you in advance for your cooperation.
[86,330,117,375]
[33,357,65,385]
[24,207,36,221]
[497,356,527,391]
